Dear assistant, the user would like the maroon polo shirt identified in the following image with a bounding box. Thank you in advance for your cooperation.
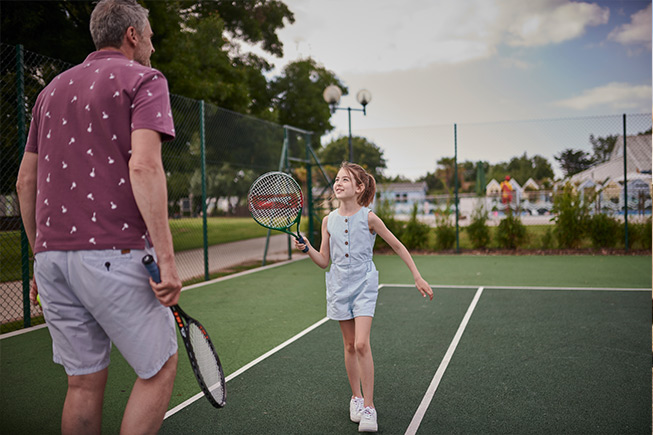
[25,50,175,253]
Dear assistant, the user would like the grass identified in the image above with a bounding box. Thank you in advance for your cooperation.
[170,217,271,252]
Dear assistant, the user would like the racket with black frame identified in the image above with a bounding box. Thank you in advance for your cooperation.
[248,171,309,253]
[142,255,226,408]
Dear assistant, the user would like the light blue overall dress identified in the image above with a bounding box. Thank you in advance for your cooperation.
[325,206,379,320]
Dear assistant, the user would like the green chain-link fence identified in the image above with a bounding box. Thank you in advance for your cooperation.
[1,42,650,332]
[1,44,331,332]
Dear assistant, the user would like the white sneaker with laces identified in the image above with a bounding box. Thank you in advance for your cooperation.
[350,396,364,422]
[358,406,378,432]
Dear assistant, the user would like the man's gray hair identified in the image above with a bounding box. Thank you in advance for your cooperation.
[90,0,150,50]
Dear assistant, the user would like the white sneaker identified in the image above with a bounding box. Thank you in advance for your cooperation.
[350,396,364,422]
[358,406,378,432]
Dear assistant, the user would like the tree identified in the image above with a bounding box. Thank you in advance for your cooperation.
[589,134,617,164]
[1,0,296,118]
[270,58,346,138]
[555,149,593,178]
[318,136,386,180]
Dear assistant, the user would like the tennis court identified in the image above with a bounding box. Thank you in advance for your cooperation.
[1,255,650,434]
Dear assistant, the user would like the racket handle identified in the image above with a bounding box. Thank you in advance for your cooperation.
[298,235,309,253]
[142,255,161,283]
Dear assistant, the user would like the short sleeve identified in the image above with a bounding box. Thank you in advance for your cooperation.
[131,70,175,142]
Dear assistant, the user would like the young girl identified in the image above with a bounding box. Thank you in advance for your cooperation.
[295,162,433,433]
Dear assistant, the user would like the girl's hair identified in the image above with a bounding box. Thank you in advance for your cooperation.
[340,162,376,207]
[90,0,150,50]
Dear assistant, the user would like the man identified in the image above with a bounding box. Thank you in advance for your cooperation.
[16,1,181,433]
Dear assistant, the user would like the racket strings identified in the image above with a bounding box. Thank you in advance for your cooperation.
[248,173,302,229]
[188,323,225,403]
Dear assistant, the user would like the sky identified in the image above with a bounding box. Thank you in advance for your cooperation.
[249,0,652,180]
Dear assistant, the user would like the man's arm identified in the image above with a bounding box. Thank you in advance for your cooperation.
[16,152,40,304]
[16,152,38,250]
[130,129,181,306]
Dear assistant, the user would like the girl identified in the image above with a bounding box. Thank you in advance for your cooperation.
[295,162,433,433]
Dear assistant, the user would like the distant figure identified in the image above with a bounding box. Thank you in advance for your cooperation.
[500,176,513,210]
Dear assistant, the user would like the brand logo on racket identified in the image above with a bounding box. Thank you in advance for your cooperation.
[250,193,301,209]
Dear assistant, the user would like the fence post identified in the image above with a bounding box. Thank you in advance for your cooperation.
[16,44,31,328]
[622,113,628,252]
[305,132,314,246]
[200,100,209,280]
[454,123,460,254]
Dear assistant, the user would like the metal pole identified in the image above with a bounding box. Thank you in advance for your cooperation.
[623,114,628,252]
[17,45,31,327]
[305,133,314,246]
[200,100,209,281]
[348,107,353,162]
[454,123,459,254]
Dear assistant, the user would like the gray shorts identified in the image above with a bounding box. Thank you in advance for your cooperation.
[34,249,177,379]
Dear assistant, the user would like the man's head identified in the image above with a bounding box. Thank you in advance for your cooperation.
[90,0,154,66]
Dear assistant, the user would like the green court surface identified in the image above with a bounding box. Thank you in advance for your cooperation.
[1,255,650,434]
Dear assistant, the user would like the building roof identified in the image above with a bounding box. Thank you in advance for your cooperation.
[378,182,427,193]
[568,134,652,185]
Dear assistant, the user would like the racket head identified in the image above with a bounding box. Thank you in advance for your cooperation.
[172,305,226,408]
[248,171,303,233]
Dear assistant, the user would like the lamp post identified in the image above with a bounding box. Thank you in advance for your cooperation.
[323,85,372,163]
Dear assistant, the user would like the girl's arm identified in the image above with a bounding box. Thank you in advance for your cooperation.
[294,215,331,269]
[369,212,433,300]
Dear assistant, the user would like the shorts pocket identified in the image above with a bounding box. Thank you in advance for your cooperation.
[82,250,134,274]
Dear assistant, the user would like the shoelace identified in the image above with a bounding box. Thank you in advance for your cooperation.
[361,407,375,419]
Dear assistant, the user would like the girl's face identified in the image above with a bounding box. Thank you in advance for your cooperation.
[334,168,362,201]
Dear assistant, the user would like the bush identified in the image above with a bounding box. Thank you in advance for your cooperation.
[587,213,620,248]
[551,183,592,249]
[434,207,456,250]
[402,203,431,250]
[541,226,555,249]
[465,203,491,249]
[374,196,404,250]
[627,218,652,250]
[495,214,528,249]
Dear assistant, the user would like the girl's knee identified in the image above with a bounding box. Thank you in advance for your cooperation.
[355,340,370,356]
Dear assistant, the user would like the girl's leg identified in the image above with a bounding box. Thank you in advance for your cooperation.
[339,319,362,398]
[354,316,374,408]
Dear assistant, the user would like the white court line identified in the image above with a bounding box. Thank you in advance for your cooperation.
[164,316,329,419]
[404,286,485,435]
[384,283,649,292]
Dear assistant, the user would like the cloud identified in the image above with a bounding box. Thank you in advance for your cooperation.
[607,4,652,49]
[268,0,612,74]
[554,82,652,110]
[504,0,609,47]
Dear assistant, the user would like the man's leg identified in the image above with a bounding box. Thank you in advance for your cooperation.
[62,368,109,435]
[120,352,178,435]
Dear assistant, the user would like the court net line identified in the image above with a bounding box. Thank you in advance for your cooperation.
[405,286,485,435]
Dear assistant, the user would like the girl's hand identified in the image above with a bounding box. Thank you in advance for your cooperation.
[416,277,433,300]
[294,235,311,252]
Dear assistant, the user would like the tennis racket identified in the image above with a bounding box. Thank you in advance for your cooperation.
[248,171,309,253]
[142,255,226,408]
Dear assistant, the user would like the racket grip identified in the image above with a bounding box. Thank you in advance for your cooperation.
[142,255,161,283]
[298,236,309,253]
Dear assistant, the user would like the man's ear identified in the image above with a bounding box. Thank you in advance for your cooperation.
[125,26,138,46]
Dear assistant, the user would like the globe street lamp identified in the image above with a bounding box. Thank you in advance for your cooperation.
[323,85,372,163]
